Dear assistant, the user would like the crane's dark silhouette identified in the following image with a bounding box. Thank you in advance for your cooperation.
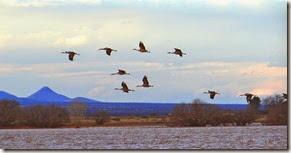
[133,41,150,53]
[167,48,186,57]
[111,69,130,75]
[99,47,117,56]
[137,75,154,88]
[240,93,256,103]
[61,51,80,61]
[115,82,134,93]
[203,90,220,99]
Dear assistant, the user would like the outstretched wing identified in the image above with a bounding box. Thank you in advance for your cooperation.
[121,82,129,90]
[142,75,149,86]
[139,41,146,50]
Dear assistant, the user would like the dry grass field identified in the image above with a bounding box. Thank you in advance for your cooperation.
[66,116,170,128]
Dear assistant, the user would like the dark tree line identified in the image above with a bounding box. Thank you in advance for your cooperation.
[0,100,110,128]
[262,94,288,125]
[169,98,258,127]
[0,94,287,128]
[170,94,287,127]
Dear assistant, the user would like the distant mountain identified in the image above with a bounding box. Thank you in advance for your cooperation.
[27,86,71,102]
[0,91,18,100]
[70,97,102,103]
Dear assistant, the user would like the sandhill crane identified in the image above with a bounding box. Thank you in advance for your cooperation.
[111,69,130,75]
[282,93,288,99]
[99,47,117,56]
[115,82,134,93]
[203,90,220,99]
[133,41,150,53]
[240,93,255,103]
[167,48,186,57]
[61,51,80,61]
[137,75,154,88]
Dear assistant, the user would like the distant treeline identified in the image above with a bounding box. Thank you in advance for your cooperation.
[0,94,287,128]
[169,96,287,126]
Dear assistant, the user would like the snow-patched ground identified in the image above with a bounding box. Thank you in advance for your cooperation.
[0,126,287,149]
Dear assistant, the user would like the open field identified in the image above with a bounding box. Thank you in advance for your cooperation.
[0,126,287,149]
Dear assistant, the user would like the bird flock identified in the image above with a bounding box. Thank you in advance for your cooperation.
[61,41,287,103]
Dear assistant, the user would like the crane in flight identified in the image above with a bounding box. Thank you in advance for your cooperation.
[133,41,150,53]
[61,51,80,61]
[111,69,130,75]
[203,90,220,99]
[115,82,134,93]
[167,48,186,57]
[137,75,154,88]
[99,47,117,56]
[239,93,256,103]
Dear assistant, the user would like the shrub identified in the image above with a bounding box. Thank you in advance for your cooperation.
[263,94,286,111]
[233,109,256,126]
[92,110,110,125]
[24,105,69,128]
[265,102,288,125]
[67,101,88,117]
[220,110,235,126]
[169,98,222,127]
[0,99,22,127]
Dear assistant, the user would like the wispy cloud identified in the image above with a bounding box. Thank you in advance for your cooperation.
[55,35,88,47]
[0,0,103,8]
[239,63,287,77]
[250,80,286,96]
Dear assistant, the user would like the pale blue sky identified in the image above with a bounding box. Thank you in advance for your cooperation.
[0,0,287,103]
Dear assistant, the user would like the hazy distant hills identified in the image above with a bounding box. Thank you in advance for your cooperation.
[28,86,71,102]
[0,86,255,115]
[0,86,102,106]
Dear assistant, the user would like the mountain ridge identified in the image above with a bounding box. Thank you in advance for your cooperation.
[0,86,102,104]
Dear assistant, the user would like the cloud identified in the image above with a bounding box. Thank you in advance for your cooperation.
[239,63,287,77]
[73,0,102,5]
[0,0,56,7]
[55,35,87,47]
[0,33,12,47]
[236,0,265,8]
[87,78,116,97]
[0,0,103,8]
[204,0,233,8]
[250,80,286,96]
[204,0,267,8]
